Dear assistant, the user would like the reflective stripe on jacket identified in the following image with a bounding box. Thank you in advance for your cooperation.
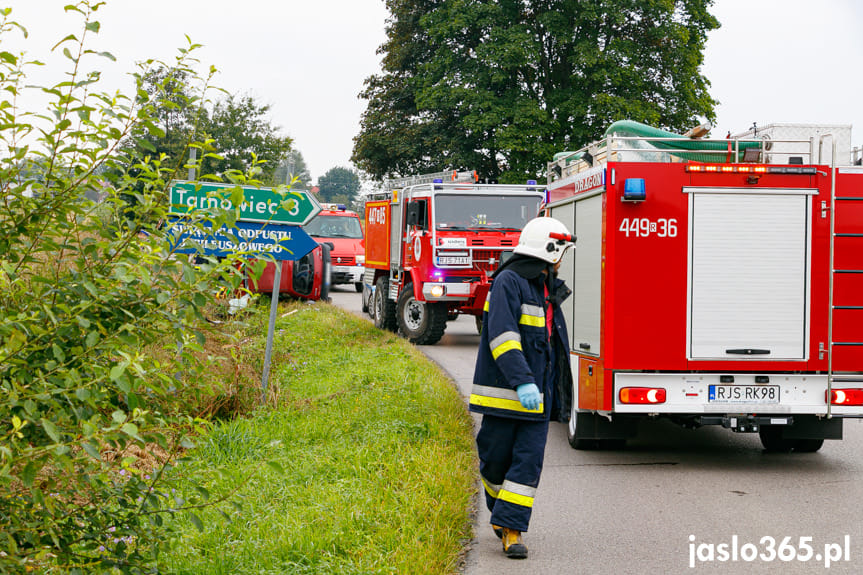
[469,268,572,421]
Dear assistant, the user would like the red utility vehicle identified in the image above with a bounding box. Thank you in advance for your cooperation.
[303,204,365,292]
[362,171,545,344]
[546,120,863,452]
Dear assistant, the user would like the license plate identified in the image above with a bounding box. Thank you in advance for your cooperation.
[708,385,780,404]
[437,256,471,265]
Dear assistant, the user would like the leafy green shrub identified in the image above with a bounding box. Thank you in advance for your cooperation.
[0,3,278,573]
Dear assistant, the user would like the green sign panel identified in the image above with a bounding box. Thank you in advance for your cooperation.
[169,181,321,225]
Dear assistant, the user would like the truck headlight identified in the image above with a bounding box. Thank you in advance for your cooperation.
[356,254,365,265]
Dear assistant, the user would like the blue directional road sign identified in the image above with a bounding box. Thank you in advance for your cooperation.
[166,219,318,261]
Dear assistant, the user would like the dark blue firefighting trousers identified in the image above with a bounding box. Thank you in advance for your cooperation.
[476,414,549,532]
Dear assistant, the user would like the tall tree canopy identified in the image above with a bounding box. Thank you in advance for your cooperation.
[200,94,292,183]
[353,0,720,182]
[317,166,361,204]
[126,71,292,184]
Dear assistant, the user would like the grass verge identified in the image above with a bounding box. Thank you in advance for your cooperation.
[159,299,477,574]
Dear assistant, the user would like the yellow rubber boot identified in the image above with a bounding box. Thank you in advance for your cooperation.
[501,527,528,559]
[492,524,503,539]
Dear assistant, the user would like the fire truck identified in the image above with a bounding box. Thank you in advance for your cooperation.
[362,171,545,345]
[303,204,365,292]
[546,120,863,452]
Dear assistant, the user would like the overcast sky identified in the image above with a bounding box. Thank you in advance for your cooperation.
[4,0,862,182]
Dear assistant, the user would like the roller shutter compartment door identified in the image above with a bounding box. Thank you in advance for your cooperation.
[687,190,812,361]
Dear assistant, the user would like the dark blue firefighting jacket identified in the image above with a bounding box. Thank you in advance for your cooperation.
[469,264,573,422]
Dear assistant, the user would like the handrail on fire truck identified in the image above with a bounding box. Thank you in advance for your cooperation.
[361,170,478,202]
[384,170,478,190]
[547,134,829,183]
[363,170,543,203]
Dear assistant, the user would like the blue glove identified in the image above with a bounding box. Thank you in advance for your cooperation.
[516,383,541,410]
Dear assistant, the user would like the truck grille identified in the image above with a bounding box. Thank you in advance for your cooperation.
[332,255,355,265]
[472,250,502,273]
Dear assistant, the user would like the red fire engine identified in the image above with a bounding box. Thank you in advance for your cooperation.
[303,204,365,292]
[547,120,863,452]
[362,170,546,345]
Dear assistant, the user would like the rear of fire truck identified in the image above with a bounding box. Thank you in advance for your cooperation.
[363,171,545,345]
[546,120,863,452]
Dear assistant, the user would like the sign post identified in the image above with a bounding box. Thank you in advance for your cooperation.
[260,263,281,401]
[167,181,322,400]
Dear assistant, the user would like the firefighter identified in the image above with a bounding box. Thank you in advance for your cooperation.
[469,216,574,559]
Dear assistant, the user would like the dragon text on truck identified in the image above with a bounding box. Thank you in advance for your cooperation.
[362,170,545,345]
[547,120,863,452]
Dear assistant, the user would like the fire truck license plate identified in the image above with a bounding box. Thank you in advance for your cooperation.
[708,385,780,404]
[437,256,471,265]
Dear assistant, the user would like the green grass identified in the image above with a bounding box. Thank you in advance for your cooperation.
[160,300,477,574]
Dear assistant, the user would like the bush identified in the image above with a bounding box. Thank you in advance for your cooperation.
[0,3,275,573]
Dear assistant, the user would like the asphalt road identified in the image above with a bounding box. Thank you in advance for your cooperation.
[327,285,863,574]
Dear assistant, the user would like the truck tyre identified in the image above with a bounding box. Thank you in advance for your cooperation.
[566,378,599,450]
[320,243,332,302]
[373,276,397,332]
[396,282,448,345]
[758,426,795,452]
[794,438,824,453]
[361,286,370,314]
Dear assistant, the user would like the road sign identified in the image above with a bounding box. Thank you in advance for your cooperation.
[169,181,321,225]
[166,219,318,261]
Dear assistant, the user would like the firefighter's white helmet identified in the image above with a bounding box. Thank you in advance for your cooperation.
[513,217,575,264]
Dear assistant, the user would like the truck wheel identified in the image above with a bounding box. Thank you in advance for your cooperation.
[373,277,397,332]
[758,426,795,452]
[566,378,599,450]
[794,438,824,453]
[396,282,447,345]
[361,284,370,314]
[355,282,363,293]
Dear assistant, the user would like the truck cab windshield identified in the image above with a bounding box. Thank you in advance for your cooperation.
[303,215,363,238]
[434,194,542,230]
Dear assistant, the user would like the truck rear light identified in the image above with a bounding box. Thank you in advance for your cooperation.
[686,164,816,175]
[619,387,666,404]
[827,388,863,406]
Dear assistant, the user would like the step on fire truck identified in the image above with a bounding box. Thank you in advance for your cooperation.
[546,120,863,452]
[362,170,546,345]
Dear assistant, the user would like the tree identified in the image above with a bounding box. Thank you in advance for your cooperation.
[273,149,313,189]
[317,166,360,204]
[121,75,292,185]
[353,0,720,182]
[125,67,205,172]
[0,3,272,571]
[200,93,293,184]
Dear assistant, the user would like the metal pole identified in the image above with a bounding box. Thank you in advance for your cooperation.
[188,147,197,180]
[827,139,837,417]
[261,263,281,401]
[176,147,198,388]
